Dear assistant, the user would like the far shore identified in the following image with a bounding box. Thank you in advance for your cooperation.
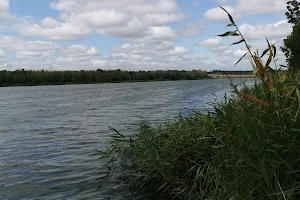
[0,77,256,88]
[208,74,255,79]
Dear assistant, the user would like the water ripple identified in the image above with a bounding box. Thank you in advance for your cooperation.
[0,79,255,199]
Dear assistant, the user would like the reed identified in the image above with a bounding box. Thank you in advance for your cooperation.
[100,8,300,200]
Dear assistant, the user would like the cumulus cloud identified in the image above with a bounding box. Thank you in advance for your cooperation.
[233,49,248,58]
[0,0,20,31]
[204,6,240,22]
[0,36,60,52]
[17,21,92,41]
[112,41,189,56]
[60,45,100,57]
[198,37,233,56]
[239,20,292,40]
[236,0,288,15]
[205,0,288,22]
[16,0,184,42]
[0,35,102,70]
[16,50,56,59]
[0,35,214,71]
[199,37,222,46]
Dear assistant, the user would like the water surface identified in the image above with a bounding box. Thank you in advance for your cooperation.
[0,79,254,199]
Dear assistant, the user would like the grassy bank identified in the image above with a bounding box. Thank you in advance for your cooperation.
[101,8,300,199]
[102,76,300,199]
[208,74,255,79]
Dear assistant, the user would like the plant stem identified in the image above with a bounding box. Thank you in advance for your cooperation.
[234,24,254,59]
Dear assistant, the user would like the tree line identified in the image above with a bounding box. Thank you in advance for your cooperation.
[0,69,208,86]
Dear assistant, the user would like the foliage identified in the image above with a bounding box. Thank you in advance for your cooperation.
[282,22,300,71]
[286,0,300,25]
[0,69,208,86]
[100,7,300,200]
[281,0,300,71]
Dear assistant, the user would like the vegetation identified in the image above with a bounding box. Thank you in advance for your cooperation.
[101,5,300,200]
[282,21,300,72]
[0,69,207,86]
[281,0,300,71]
[209,70,253,75]
[285,0,300,25]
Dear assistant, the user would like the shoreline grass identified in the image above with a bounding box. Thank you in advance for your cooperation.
[100,7,300,199]
[101,79,300,199]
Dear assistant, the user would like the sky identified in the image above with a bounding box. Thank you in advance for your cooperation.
[0,0,292,71]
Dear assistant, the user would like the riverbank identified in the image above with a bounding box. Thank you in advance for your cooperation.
[101,70,300,199]
[0,78,209,87]
[208,74,255,79]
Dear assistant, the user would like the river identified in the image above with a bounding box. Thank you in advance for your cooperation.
[0,79,255,199]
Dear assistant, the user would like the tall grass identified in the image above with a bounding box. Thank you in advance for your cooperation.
[100,8,300,200]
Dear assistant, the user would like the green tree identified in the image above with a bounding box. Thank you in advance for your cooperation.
[286,0,300,25]
[282,22,300,70]
[281,0,300,71]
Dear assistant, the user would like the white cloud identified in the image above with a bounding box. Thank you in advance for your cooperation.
[236,0,288,15]
[16,50,56,58]
[16,0,183,42]
[199,37,222,46]
[204,6,240,22]
[0,35,103,70]
[198,37,233,56]
[112,41,188,56]
[142,13,185,26]
[60,45,100,57]
[205,0,288,22]
[41,17,62,28]
[0,0,18,32]
[180,21,205,37]
[234,49,248,58]
[0,36,60,52]
[0,35,205,71]
[17,21,92,41]
[239,20,292,40]
[218,0,232,3]
[132,26,178,43]
[90,42,219,71]
[0,49,5,57]
[0,0,10,20]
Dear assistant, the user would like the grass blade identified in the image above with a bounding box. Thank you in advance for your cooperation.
[234,52,248,66]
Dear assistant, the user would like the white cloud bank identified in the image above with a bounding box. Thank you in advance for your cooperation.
[16,0,185,42]
[205,0,288,22]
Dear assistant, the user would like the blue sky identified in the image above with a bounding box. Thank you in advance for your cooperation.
[0,0,292,71]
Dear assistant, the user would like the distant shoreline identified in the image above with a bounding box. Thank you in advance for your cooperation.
[208,74,255,79]
[0,76,257,87]
[0,79,208,87]
[0,69,258,87]
[0,69,208,87]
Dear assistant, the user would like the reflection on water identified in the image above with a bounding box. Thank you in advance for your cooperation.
[0,79,255,199]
